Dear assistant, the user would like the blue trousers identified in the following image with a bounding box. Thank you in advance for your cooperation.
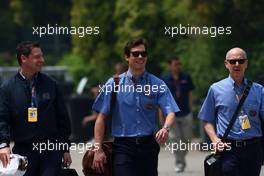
[113,136,160,176]
[221,142,262,176]
[13,143,63,176]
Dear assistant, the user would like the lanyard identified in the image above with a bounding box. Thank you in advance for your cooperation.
[125,72,151,96]
[234,83,245,103]
[125,71,150,86]
[30,79,38,108]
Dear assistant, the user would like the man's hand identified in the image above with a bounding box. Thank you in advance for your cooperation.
[212,138,230,153]
[63,152,72,167]
[203,122,230,153]
[0,147,11,168]
[92,149,107,173]
[155,128,169,144]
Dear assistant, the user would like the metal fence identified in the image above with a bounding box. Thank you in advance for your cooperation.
[0,66,72,83]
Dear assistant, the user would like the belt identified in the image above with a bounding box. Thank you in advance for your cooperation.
[115,135,154,145]
[225,137,262,148]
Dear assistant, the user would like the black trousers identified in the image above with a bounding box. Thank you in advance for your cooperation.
[220,141,262,176]
[113,136,160,176]
[13,143,63,176]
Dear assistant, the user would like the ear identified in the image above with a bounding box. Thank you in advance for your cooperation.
[245,59,248,69]
[224,60,229,69]
[125,55,129,62]
[20,55,27,64]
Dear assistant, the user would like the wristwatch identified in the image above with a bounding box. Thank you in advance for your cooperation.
[163,125,170,132]
[0,143,9,149]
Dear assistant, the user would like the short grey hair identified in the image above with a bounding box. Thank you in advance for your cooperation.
[225,47,247,60]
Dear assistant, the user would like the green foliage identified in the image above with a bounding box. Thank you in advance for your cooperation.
[2,0,264,102]
[10,0,32,25]
[0,1,16,53]
[70,0,118,82]
[59,53,89,84]
[10,0,71,26]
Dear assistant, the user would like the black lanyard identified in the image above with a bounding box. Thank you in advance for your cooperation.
[30,83,37,107]
[125,71,150,86]
[29,76,38,108]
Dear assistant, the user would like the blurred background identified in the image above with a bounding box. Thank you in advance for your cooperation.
[1,0,264,142]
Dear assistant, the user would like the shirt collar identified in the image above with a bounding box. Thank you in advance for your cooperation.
[19,71,26,80]
[168,72,182,80]
[126,69,147,82]
[18,70,39,84]
[227,75,247,88]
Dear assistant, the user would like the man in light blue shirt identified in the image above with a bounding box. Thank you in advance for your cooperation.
[198,47,264,176]
[92,38,179,176]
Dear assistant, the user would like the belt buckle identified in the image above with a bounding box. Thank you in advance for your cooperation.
[235,141,243,147]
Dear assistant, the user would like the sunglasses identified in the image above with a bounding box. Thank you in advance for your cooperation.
[227,59,246,65]
[130,51,147,58]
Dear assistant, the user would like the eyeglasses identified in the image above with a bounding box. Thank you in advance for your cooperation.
[227,59,246,65]
[130,51,147,58]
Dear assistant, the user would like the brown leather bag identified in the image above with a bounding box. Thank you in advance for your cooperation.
[82,75,119,176]
[82,141,113,176]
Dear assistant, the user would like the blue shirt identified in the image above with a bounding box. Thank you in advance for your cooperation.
[163,72,194,117]
[93,70,180,137]
[198,76,264,140]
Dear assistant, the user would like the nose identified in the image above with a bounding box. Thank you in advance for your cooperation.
[235,61,239,66]
[135,53,143,58]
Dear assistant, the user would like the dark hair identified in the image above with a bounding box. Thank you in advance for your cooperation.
[167,57,180,64]
[16,41,40,65]
[124,38,147,57]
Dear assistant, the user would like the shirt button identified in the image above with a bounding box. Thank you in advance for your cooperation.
[137,109,139,112]
[137,121,140,124]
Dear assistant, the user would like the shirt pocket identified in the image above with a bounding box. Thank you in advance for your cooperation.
[121,92,135,106]
[140,93,157,111]
[245,103,259,118]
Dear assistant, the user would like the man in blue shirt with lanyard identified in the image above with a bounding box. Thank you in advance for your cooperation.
[92,38,179,176]
[198,47,264,176]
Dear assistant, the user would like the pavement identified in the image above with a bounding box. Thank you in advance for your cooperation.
[70,143,264,176]
[70,145,206,176]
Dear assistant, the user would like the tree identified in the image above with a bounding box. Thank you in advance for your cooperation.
[70,0,117,83]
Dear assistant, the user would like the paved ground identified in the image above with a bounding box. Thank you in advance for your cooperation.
[70,144,264,176]
[70,146,204,176]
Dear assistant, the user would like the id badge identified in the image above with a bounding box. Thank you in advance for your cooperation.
[28,107,38,122]
[239,115,251,129]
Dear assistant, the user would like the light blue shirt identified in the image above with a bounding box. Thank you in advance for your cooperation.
[198,76,264,140]
[93,70,180,137]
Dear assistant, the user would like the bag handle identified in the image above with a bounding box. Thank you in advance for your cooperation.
[221,80,252,141]
[109,74,120,117]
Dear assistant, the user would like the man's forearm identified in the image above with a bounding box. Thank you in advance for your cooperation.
[94,113,106,149]
[203,121,219,143]
[163,112,175,129]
